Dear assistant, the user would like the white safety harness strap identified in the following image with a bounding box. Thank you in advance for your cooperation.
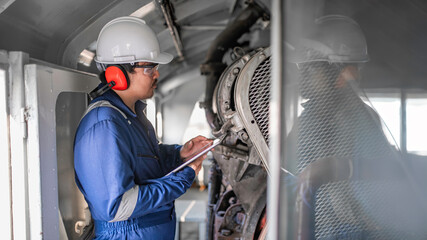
[81,100,131,125]
[81,100,138,221]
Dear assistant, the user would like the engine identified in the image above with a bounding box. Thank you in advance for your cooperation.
[207,47,272,239]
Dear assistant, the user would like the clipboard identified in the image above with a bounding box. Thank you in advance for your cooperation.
[165,135,226,176]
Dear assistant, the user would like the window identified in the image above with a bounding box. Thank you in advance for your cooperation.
[364,90,427,155]
[406,93,427,155]
[181,102,212,144]
[363,92,401,148]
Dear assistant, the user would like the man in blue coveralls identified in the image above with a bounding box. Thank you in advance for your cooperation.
[74,16,212,239]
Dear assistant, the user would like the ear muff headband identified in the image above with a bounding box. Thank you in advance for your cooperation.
[105,65,130,90]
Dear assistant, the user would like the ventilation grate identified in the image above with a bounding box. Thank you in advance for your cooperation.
[248,57,271,145]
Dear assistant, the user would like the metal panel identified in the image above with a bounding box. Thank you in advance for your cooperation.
[0,0,14,14]
[24,64,98,239]
[61,0,152,68]
[56,91,88,240]
[8,51,31,240]
[0,50,12,239]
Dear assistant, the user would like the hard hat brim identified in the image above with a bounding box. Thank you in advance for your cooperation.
[94,52,174,65]
[287,39,369,64]
[152,52,174,64]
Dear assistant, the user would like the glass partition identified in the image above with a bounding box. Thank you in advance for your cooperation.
[270,1,427,238]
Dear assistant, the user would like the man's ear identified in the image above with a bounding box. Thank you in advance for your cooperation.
[336,65,359,88]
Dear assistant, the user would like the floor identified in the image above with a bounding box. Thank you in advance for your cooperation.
[176,187,209,240]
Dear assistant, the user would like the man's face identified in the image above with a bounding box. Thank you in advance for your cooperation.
[128,62,160,100]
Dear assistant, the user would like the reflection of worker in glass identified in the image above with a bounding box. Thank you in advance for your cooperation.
[287,15,424,240]
[292,15,400,177]
[74,16,211,239]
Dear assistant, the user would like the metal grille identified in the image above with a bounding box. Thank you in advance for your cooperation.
[315,181,426,239]
[248,57,271,145]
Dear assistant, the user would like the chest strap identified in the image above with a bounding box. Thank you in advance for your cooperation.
[81,100,131,125]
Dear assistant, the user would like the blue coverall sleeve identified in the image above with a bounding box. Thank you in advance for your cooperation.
[131,167,195,217]
[74,118,195,222]
[158,144,183,173]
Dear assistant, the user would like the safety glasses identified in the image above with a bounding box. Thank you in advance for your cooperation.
[133,63,159,76]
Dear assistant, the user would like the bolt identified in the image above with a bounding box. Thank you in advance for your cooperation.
[233,68,240,75]
[218,211,226,217]
[240,132,249,141]
[221,229,232,236]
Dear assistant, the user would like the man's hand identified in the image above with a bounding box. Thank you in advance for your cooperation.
[180,135,213,175]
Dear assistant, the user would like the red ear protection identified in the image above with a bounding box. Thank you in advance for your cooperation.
[105,65,130,90]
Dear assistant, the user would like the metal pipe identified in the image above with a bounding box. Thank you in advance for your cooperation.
[202,4,264,64]
[158,0,185,61]
[181,25,227,31]
[206,162,222,240]
[268,0,285,239]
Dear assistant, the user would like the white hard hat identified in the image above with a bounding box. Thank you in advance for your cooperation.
[94,16,173,65]
[289,15,369,64]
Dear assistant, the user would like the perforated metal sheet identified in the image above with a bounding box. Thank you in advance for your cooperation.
[248,57,271,145]
[315,181,427,239]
